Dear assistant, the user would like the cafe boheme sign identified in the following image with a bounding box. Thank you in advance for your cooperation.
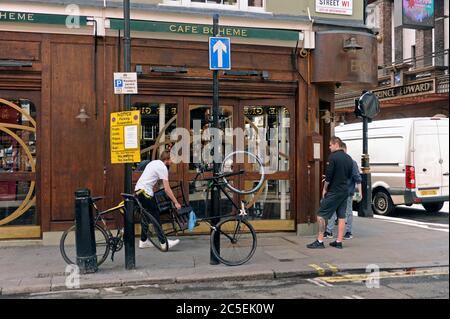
[373,79,436,101]
[0,11,87,25]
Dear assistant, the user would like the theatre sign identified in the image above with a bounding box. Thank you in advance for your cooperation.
[373,79,436,100]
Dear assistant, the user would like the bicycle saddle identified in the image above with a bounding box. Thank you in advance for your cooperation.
[91,196,104,203]
[120,193,136,200]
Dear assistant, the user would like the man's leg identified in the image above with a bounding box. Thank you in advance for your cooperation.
[317,216,327,242]
[335,194,349,242]
[346,196,353,234]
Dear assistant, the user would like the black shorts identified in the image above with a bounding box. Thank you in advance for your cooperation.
[318,192,349,220]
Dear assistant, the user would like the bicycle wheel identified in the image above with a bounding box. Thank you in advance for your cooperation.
[141,209,168,252]
[59,224,110,266]
[221,151,265,195]
[210,217,257,266]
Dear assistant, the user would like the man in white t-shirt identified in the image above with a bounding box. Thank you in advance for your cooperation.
[135,150,181,249]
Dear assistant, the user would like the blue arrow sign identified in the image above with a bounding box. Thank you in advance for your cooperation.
[209,37,231,70]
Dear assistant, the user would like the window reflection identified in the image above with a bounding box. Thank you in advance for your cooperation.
[245,180,291,220]
[244,106,290,173]
[131,103,178,173]
[0,98,37,226]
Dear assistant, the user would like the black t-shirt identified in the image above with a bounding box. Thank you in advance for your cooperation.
[325,150,354,194]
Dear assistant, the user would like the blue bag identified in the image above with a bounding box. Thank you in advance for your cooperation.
[188,210,197,232]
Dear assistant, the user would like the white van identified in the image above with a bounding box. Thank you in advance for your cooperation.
[335,117,449,215]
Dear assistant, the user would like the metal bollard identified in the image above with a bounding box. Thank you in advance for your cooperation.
[75,189,98,273]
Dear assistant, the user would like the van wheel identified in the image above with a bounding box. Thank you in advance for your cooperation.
[422,202,444,213]
[372,190,395,216]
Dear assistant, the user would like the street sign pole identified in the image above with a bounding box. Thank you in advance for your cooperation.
[123,0,135,270]
[359,116,373,217]
[210,14,221,265]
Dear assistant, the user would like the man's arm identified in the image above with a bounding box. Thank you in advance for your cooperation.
[323,156,335,197]
[162,179,181,209]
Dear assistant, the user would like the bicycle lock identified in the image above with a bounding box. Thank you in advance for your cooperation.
[74,189,98,273]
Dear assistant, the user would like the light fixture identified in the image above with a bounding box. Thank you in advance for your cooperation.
[343,37,363,52]
[75,107,90,123]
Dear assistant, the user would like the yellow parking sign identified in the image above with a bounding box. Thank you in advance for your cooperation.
[110,110,141,164]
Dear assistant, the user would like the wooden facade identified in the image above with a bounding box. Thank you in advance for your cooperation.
[0,23,378,239]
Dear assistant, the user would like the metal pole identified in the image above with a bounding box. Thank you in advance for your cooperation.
[359,117,373,217]
[210,14,220,265]
[75,189,98,274]
[123,0,135,269]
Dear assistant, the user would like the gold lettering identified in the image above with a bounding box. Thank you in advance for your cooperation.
[18,13,26,20]
[28,13,34,21]
[241,29,248,37]
[9,12,16,20]
[169,24,177,32]
[177,25,184,33]
[203,26,212,35]
[226,28,232,36]
[350,60,358,73]
[192,26,198,33]
[233,29,241,36]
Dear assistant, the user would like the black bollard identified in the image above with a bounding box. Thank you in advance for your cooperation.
[75,189,98,273]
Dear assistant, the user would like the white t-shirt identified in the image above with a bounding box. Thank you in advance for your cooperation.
[134,160,169,196]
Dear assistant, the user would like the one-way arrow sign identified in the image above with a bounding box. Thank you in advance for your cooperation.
[209,37,231,70]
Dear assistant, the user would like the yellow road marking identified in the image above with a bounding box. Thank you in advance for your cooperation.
[319,269,448,283]
[324,263,339,274]
[309,264,325,276]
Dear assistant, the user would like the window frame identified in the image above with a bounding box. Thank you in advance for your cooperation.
[161,0,266,13]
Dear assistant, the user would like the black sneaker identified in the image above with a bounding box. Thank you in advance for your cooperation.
[307,240,325,249]
[330,241,343,249]
[344,232,353,240]
[324,231,333,239]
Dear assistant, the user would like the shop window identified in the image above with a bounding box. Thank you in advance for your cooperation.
[131,103,178,173]
[0,98,37,226]
[244,180,291,220]
[189,104,233,172]
[243,106,290,173]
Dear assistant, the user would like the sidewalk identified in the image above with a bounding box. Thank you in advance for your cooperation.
[0,216,448,296]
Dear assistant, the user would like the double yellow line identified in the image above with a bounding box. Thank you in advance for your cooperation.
[319,268,449,284]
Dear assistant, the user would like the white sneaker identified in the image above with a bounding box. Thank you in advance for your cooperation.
[139,240,155,249]
[160,239,180,250]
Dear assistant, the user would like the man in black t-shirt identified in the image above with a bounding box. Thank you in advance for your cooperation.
[307,136,353,249]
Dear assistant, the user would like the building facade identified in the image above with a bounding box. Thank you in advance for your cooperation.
[0,0,377,240]
[336,0,449,123]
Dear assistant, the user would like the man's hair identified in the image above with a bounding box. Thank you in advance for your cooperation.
[159,150,171,162]
[330,136,343,147]
[341,142,347,151]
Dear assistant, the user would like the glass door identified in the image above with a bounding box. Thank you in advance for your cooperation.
[237,99,295,230]
[0,94,39,239]
[184,97,239,222]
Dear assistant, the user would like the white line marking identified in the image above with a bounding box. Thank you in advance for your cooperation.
[314,278,334,287]
[352,295,365,299]
[307,279,325,287]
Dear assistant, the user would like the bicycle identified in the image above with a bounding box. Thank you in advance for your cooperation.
[61,150,265,267]
[186,150,266,266]
[59,190,168,266]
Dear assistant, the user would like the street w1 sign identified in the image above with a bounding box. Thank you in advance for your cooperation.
[209,37,231,70]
